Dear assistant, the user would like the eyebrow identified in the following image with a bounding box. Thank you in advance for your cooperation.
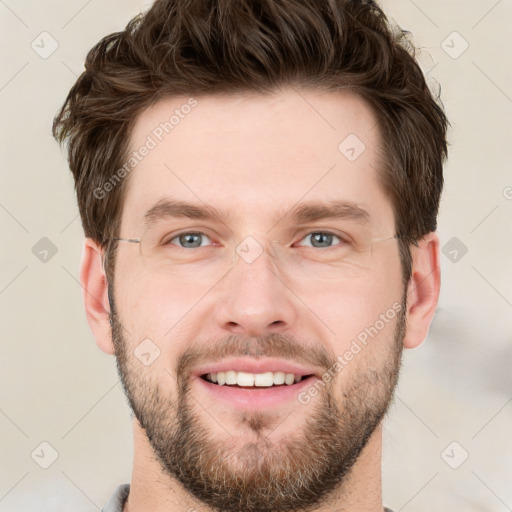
[142,198,371,229]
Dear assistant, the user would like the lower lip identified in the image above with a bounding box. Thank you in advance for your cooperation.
[194,375,318,410]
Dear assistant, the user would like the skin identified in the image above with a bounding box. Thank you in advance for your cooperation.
[80,88,441,511]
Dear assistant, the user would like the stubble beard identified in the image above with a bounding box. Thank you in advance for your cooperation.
[109,289,405,512]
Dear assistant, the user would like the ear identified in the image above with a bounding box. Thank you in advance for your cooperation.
[79,238,114,355]
[403,231,441,349]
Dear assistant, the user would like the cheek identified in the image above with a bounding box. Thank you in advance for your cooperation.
[303,263,403,390]
[310,269,402,339]
[324,288,402,398]
[113,266,208,344]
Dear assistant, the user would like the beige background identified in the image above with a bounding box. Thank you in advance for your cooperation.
[1,0,511,510]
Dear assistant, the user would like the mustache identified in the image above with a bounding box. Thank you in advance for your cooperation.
[175,332,334,379]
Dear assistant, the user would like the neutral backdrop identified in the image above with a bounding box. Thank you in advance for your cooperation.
[1,1,511,511]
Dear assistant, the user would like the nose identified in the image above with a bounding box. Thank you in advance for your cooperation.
[213,239,297,338]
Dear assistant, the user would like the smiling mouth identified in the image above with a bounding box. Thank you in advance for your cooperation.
[200,372,315,389]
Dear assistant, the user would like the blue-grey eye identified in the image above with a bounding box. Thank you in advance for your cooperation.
[298,232,342,248]
[169,232,212,248]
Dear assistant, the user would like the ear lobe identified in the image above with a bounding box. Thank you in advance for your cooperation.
[79,238,114,355]
[403,232,441,349]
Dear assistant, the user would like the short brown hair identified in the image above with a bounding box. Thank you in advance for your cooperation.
[53,0,449,289]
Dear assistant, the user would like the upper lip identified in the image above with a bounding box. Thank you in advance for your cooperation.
[193,358,321,378]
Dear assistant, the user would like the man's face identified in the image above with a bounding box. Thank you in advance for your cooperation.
[109,89,406,511]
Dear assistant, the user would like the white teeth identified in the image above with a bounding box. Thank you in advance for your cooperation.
[237,371,255,386]
[205,371,305,387]
[284,373,295,385]
[225,370,237,385]
[254,372,273,387]
[273,371,285,385]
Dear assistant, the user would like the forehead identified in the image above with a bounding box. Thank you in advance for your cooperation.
[120,88,394,233]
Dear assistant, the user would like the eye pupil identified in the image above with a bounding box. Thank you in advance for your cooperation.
[180,233,202,248]
[312,232,333,247]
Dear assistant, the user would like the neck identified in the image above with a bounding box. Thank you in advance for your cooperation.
[123,418,385,512]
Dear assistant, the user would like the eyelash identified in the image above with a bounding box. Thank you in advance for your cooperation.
[164,231,349,249]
